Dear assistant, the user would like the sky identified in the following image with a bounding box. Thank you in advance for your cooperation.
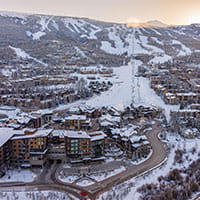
[0,0,200,25]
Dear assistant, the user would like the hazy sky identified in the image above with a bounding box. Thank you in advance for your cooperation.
[0,0,200,25]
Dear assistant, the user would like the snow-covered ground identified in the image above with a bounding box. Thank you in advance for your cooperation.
[0,190,76,200]
[98,133,200,200]
[149,54,172,64]
[0,169,36,183]
[172,39,192,56]
[9,46,47,67]
[46,59,179,122]
[0,106,20,120]
[90,166,126,182]
[86,64,132,110]
[87,61,179,121]
[76,179,95,187]
[1,58,178,122]
[59,175,79,184]
[59,175,95,186]
[59,166,126,185]
[137,77,179,121]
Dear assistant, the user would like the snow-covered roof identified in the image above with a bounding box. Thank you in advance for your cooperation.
[63,130,90,139]
[68,106,80,113]
[183,128,199,136]
[79,105,96,113]
[111,124,138,138]
[7,123,21,129]
[52,130,65,137]
[89,131,106,141]
[0,107,20,120]
[130,135,147,143]
[11,129,53,140]
[142,140,150,145]
[178,109,200,113]
[165,92,176,97]
[100,114,120,123]
[16,116,32,124]
[155,84,164,89]
[32,110,53,115]
[10,78,33,82]
[52,130,106,140]
[0,128,16,147]
[100,120,115,127]
[191,104,200,106]
[65,115,87,120]
[132,143,143,148]
[176,92,199,96]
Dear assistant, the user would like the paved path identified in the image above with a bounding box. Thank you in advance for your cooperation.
[0,121,167,200]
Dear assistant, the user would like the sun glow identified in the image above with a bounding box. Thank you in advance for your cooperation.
[126,17,140,24]
[126,17,141,27]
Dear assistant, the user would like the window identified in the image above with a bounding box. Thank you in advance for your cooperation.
[71,143,78,147]
[71,139,78,143]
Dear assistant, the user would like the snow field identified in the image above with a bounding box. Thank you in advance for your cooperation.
[0,190,75,200]
[0,169,36,183]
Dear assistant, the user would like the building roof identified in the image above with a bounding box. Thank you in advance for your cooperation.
[79,105,96,113]
[52,129,65,137]
[100,114,120,123]
[65,115,87,120]
[52,129,90,139]
[130,135,147,143]
[111,125,138,138]
[11,129,53,140]
[64,130,90,139]
[89,131,107,141]
[100,120,116,127]
[32,110,53,115]
[0,128,16,147]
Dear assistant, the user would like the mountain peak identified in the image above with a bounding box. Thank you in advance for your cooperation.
[126,19,169,28]
[146,20,168,27]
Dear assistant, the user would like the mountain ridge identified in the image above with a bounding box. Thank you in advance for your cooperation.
[0,10,200,69]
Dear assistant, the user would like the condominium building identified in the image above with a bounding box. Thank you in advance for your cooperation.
[0,128,107,169]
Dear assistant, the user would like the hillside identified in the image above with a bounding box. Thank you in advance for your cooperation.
[0,11,200,68]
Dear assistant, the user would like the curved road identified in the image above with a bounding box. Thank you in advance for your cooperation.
[85,122,167,199]
[0,122,167,200]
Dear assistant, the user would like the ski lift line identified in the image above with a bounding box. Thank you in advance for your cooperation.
[137,76,141,103]
[131,28,141,105]
[131,28,135,105]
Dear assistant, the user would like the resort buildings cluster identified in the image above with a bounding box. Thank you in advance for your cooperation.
[0,104,162,176]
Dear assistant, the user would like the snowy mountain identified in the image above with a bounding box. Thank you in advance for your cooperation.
[0,11,200,67]
[146,20,168,27]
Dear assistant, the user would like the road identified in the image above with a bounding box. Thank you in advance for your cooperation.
[193,194,200,200]
[0,121,167,200]
[86,122,167,199]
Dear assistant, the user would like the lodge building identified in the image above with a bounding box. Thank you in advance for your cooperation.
[0,128,106,169]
